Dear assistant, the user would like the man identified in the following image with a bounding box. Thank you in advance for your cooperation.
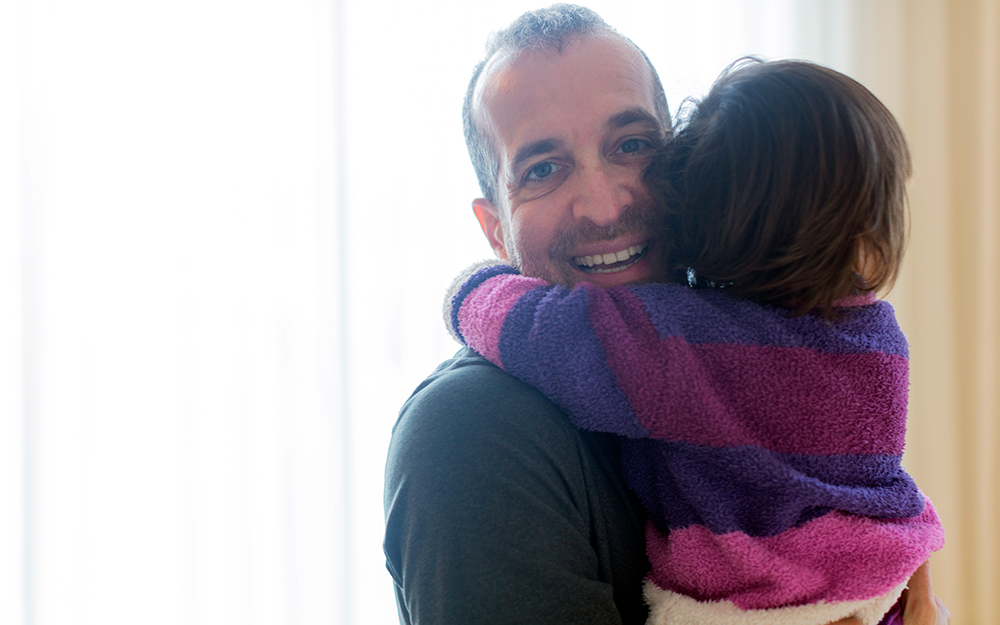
[383,5,949,624]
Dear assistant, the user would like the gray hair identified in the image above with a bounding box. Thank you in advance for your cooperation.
[462,4,672,205]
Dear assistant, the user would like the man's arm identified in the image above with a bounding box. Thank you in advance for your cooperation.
[834,562,951,624]
[830,561,949,625]
[900,562,950,625]
[383,352,649,625]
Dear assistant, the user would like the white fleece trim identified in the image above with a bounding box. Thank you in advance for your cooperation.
[644,580,907,625]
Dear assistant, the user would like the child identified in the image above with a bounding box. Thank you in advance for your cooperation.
[446,60,944,625]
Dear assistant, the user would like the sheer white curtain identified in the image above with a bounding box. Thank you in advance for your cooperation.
[4,1,347,623]
[2,2,902,625]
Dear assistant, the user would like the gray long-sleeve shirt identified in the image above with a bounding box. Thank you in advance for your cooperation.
[384,348,650,624]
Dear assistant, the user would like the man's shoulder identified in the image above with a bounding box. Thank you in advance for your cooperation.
[396,347,580,437]
[388,348,591,476]
[384,349,649,625]
[405,347,556,404]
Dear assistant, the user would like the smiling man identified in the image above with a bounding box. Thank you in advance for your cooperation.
[383,6,947,625]
[468,26,670,288]
[383,8,666,624]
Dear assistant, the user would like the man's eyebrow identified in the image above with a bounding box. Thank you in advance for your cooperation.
[606,108,663,133]
[511,138,564,176]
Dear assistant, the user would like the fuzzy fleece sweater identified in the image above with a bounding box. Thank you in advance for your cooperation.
[445,261,945,625]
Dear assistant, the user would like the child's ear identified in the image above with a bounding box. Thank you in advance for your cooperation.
[854,238,881,286]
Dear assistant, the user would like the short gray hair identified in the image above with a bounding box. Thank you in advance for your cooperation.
[462,4,671,205]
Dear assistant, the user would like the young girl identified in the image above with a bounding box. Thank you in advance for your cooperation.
[446,60,944,625]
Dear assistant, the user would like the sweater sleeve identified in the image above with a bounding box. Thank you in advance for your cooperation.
[448,263,651,438]
[449,265,911,459]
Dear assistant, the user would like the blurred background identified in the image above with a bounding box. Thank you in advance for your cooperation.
[1,0,996,623]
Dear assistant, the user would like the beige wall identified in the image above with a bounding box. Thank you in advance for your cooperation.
[848,1,1000,623]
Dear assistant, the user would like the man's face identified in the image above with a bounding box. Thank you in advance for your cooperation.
[471,33,669,287]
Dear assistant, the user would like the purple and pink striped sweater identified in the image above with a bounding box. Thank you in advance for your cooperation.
[447,261,944,625]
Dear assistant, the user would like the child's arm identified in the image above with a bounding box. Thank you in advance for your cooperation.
[447,262,910,458]
[447,261,650,437]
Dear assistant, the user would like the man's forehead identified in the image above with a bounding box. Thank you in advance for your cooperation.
[472,33,659,152]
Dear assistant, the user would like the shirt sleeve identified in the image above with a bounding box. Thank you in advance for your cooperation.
[383,353,649,625]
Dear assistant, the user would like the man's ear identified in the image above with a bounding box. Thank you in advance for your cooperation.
[472,198,509,260]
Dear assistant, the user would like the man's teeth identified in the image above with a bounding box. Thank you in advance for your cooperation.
[573,245,647,273]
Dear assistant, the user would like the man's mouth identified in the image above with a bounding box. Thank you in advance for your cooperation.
[573,244,648,274]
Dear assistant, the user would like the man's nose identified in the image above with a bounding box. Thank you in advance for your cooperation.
[570,163,632,227]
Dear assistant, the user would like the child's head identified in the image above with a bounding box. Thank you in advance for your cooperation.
[648,59,911,317]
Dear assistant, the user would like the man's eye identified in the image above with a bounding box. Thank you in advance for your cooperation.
[618,138,650,154]
[526,161,561,181]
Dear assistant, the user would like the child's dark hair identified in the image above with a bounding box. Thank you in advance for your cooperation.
[647,59,911,318]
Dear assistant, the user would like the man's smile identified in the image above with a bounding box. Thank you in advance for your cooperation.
[573,243,649,273]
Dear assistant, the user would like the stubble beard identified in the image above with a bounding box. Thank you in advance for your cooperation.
[509,197,667,286]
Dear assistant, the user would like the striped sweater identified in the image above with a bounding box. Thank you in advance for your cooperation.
[446,261,944,625]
